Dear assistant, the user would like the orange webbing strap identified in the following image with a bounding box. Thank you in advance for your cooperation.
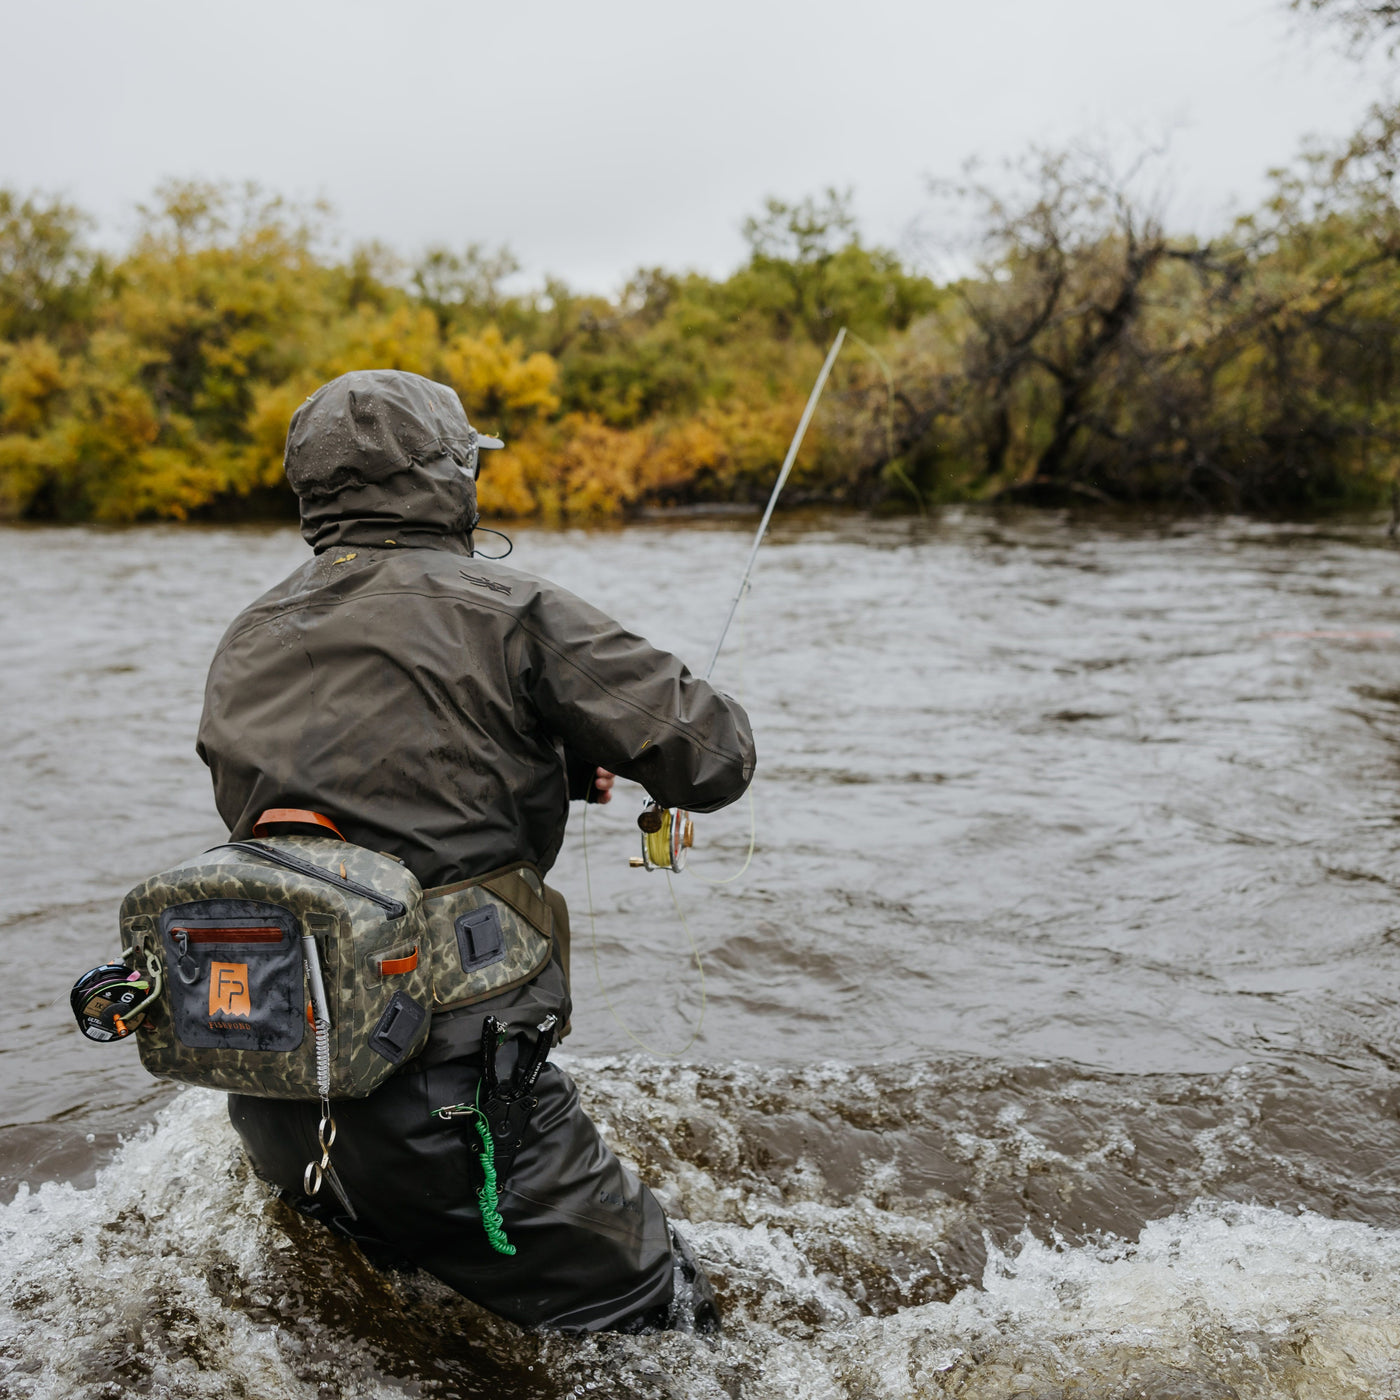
[376,946,419,976]
[252,808,346,840]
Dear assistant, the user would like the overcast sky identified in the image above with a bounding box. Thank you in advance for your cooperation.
[1,0,1389,292]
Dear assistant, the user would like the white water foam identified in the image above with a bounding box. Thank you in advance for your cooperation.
[5,1086,1400,1399]
[0,1091,337,1399]
[674,1206,1400,1398]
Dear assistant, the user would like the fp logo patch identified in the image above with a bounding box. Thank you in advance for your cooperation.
[209,961,251,1019]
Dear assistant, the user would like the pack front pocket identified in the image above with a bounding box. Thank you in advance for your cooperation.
[159,899,305,1052]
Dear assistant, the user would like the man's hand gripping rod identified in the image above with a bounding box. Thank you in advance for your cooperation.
[633,327,847,871]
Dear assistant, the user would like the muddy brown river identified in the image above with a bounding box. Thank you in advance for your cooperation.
[3,510,1400,1397]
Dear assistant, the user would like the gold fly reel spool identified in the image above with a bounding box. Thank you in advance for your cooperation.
[631,803,694,872]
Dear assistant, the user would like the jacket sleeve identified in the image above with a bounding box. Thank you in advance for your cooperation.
[518,583,755,813]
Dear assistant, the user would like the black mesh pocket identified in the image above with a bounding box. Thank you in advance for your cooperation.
[159,900,304,1052]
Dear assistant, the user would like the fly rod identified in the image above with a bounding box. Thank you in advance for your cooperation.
[633,326,847,871]
[703,325,846,680]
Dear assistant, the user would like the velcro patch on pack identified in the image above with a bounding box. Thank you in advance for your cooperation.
[369,992,427,1064]
[456,906,506,972]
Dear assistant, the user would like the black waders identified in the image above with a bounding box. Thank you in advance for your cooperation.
[228,1026,720,1334]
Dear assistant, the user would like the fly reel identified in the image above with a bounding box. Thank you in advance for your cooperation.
[630,802,694,872]
[70,960,158,1042]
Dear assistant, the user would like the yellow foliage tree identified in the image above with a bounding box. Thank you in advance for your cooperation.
[440,325,559,430]
[437,326,563,520]
[321,306,441,381]
[0,338,66,433]
[477,435,550,519]
[550,414,654,520]
[0,338,69,514]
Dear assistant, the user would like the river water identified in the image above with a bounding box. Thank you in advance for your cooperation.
[4,510,1400,1397]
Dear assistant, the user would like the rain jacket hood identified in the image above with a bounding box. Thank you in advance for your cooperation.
[285,370,482,555]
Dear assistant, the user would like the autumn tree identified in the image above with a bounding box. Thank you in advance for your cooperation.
[413,242,521,332]
[0,191,99,343]
[896,149,1223,501]
[731,188,937,344]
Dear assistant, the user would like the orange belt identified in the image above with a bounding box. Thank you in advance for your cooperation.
[251,808,345,839]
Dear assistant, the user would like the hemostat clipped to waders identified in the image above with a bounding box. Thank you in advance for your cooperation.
[429,1013,558,1255]
[627,326,845,875]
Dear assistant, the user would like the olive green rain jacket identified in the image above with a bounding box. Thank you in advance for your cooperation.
[196,371,755,901]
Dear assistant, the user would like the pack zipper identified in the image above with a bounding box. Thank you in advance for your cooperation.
[172,925,285,944]
[211,841,407,919]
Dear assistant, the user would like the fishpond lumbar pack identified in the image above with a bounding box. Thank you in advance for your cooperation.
[70,808,556,1212]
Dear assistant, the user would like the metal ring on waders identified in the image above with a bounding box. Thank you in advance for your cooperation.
[303,1114,337,1196]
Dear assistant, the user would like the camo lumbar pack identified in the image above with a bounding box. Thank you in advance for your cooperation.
[118,836,552,1099]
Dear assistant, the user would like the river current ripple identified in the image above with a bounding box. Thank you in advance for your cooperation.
[3,511,1400,1397]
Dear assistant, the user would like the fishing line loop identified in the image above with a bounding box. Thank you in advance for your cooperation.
[689,587,756,886]
[584,803,707,1058]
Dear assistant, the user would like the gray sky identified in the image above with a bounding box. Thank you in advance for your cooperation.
[0,0,1388,292]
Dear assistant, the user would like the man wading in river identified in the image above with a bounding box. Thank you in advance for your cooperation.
[195,368,755,1332]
